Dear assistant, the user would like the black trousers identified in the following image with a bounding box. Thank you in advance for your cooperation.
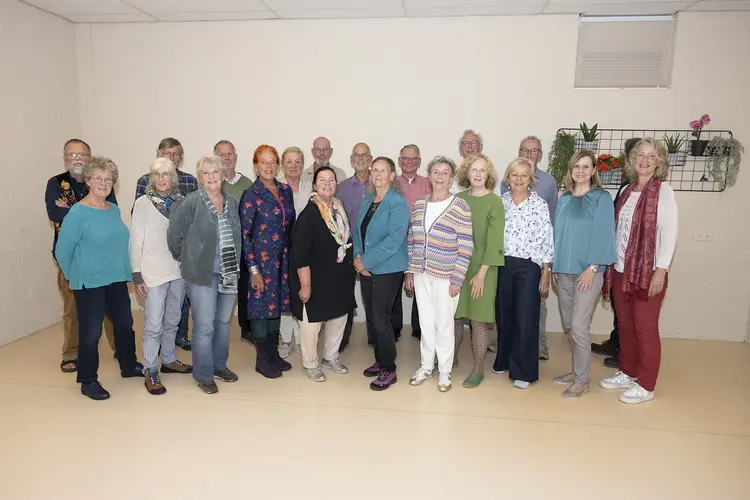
[608,291,620,349]
[73,282,138,384]
[238,263,251,336]
[360,272,403,372]
[492,257,541,383]
[342,277,404,346]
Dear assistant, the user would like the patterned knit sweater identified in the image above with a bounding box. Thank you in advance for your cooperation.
[129,197,183,288]
[407,196,473,286]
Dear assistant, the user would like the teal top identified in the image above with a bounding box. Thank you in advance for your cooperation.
[55,202,132,290]
[552,188,616,275]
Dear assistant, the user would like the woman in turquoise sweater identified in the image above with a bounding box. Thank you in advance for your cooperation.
[552,150,616,398]
[55,157,143,400]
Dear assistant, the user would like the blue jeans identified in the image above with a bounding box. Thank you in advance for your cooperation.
[176,296,191,342]
[73,282,138,384]
[142,279,186,371]
[186,275,236,383]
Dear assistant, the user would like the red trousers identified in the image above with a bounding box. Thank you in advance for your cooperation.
[612,271,668,392]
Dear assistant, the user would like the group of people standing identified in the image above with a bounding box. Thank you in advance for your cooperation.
[45,131,677,405]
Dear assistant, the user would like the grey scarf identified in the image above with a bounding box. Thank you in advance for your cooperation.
[200,188,239,295]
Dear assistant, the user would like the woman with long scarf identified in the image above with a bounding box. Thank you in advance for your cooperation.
[289,167,355,382]
[130,158,192,395]
[600,138,678,404]
[167,155,242,395]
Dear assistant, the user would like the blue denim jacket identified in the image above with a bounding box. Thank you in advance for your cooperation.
[352,187,409,275]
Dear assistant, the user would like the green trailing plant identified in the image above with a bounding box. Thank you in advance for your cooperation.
[548,131,577,189]
[707,136,744,188]
[663,134,686,153]
[579,122,599,142]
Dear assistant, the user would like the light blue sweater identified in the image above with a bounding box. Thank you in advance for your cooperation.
[55,202,132,290]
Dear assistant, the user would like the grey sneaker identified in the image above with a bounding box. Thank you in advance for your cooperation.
[278,342,292,359]
[197,380,218,394]
[305,366,327,382]
[322,358,349,374]
[488,339,498,353]
[293,344,301,354]
[553,372,575,384]
[214,368,238,383]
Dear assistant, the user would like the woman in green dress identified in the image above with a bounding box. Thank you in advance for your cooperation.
[454,154,505,388]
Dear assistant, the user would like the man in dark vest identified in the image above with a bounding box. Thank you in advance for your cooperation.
[45,138,117,373]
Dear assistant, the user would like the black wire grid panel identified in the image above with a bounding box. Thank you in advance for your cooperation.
[558,128,734,192]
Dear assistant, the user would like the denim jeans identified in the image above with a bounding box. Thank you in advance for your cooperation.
[142,279,186,371]
[186,275,236,383]
[73,282,138,384]
[176,295,191,342]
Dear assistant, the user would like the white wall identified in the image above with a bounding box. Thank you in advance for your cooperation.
[74,12,750,341]
[0,0,80,346]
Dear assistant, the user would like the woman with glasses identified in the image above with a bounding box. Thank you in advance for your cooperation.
[55,157,144,400]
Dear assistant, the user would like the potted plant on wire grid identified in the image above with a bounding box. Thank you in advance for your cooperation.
[576,122,599,151]
[689,113,711,156]
[596,153,621,185]
[663,133,687,166]
[549,130,578,189]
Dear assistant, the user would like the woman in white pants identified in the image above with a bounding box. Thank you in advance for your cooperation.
[130,158,193,395]
[289,167,356,382]
[405,156,473,392]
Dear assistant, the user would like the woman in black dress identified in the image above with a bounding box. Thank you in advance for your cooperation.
[289,167,356,382]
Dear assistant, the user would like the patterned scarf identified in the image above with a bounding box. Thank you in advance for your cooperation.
[616,178,661,298]
[145,184,183,219]
[199,188,239,294]
[310,192,352,263]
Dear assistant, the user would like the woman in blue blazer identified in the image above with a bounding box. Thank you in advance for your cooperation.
[352,156,410,391]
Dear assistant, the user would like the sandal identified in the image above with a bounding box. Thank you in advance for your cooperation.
[60,359,78,373]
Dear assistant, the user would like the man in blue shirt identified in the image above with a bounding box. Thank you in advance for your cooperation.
[492,135,559,360]
[45,138,117,372]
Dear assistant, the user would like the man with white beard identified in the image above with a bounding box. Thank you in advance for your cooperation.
[45,138,117,373]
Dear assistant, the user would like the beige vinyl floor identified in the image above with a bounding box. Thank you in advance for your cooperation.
[1,316,749,500]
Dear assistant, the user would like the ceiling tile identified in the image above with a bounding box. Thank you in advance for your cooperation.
[151,11,278,21]
[543,2,693,15]
[273,8,405,18]
[687,1,750,11]
[24,0,139,15]
[406,0,546,6]
[125,0,269,13]
[407,5,544,16]
[265,0,402,10]
[65,13,156,22]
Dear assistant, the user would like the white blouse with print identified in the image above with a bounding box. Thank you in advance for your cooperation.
[502,191,554,268]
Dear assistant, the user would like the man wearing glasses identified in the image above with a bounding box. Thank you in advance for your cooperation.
[491,135,559,360]
[301,136,347,189]
[45,138,117,373]
[397,144,431,341]
[451,129,484,194]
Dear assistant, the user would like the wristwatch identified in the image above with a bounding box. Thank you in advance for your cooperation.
[250,265,260,275]
[588,265,599,272]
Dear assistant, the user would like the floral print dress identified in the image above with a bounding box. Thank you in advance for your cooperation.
[240,178,296,319]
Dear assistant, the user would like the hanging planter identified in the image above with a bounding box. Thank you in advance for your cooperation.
[577,122,599,152]
[576,139,599,151]
[663,134,687,166]
[596,153,621,186]
[689,113,711,156]
[690,140,709,156]
[668,152,688,166]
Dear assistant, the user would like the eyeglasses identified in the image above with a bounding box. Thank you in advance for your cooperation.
[461,140,480,148]
[65,153,90,159]
[520,148,541,155]
[91,175,114,185]
[399,156,421,163]
[351,153,371,158]
[313,148,331,154]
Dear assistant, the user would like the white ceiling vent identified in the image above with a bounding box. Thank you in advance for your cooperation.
[574,15,676,89]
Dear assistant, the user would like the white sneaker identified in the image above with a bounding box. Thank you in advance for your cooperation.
[293,344,301,354]
[513,380,530,389]
[438,373,452,392]
[600,371,635,390]
[619,382,654,404]
[278,342,292,359]
[321,358,349,374]
[409,367,433,386]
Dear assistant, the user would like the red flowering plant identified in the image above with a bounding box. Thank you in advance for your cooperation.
[596,153,621,173]
[690,113,711,140]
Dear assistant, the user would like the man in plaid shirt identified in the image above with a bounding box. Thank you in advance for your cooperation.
[133,137,197,350]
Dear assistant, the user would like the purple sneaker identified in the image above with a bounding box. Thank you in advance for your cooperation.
[363,363,380,377]
[370,370,397,391]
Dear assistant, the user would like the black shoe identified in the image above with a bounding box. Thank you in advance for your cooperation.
[175,337,192,351]
[269,331,292,371]
[214,368,239,383]
[394,329,401,342]
[592,339,617,357]
[121,362,145,378]
[81,381,110,400]
[604,354,620,369]
[411,331,421,340]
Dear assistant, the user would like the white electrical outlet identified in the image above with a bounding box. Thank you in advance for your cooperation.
[693,232,712,242]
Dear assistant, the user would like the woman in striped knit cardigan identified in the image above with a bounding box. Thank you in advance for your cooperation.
[405,156,473,392]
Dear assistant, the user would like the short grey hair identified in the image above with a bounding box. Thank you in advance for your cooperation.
[147,157,178,192]
[400,144,420,156]
[458,129,483,147]
[519,135,543,151]
[427,155,458,176]
[195,155,225,186]
[84,156,119,184]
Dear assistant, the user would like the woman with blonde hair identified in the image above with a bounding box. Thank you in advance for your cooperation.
[600,138,678,404]
[168,155,241,394]
[130,157,192,395]
[551,150,616,398]
[452,154,504,388]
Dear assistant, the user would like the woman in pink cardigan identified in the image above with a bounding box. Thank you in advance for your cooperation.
[405,155,473,392]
